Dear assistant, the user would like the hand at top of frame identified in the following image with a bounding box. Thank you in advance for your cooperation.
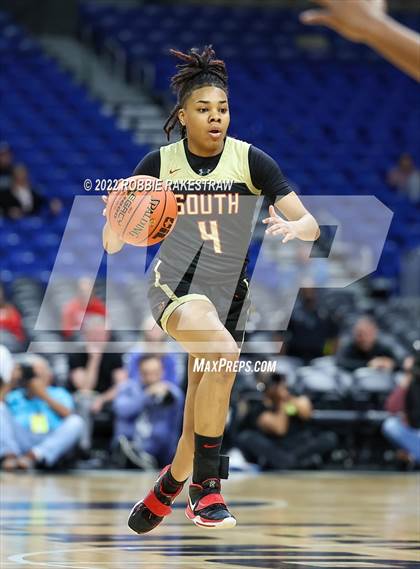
[300,0,387,43]
[300,0,420,81]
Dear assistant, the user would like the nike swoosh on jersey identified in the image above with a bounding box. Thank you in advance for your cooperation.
[203,443,221,449]
[169,168,181,174]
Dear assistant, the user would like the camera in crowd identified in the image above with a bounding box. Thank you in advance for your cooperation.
[18,363,36,388]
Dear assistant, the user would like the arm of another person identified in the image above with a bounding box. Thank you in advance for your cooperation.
[44,388,75,418]
[94,366,127,409]
[287,395,313,420]
[113,379,148,418]
[368,341,400,370]
[28,379,73,418]
[69,353,102,392]
[167,382,185,405]
[300,0,420,82]
[257,408,290,436]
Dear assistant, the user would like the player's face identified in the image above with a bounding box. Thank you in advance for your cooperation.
[179,85,230,156]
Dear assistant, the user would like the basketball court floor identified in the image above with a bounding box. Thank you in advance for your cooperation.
[1,470,419,569]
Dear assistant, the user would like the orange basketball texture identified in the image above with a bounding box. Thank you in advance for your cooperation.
[106,176,178,246]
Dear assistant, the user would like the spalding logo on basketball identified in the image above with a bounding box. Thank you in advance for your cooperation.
[106,175,178,247]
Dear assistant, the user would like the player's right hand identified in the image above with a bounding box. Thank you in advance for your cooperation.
[102,194,108,217]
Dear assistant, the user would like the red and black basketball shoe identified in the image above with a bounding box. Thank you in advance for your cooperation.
[185,478,236,529]
[128,465,185,534]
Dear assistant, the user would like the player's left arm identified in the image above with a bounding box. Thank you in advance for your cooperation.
[249,146,319,243]
[263,193,320,243]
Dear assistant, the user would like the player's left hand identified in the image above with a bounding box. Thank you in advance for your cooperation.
[263,205,299,243]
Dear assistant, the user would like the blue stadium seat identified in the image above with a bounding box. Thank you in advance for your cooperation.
[0,9,150,280]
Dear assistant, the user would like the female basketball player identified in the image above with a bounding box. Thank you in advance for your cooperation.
[102,46,319,532]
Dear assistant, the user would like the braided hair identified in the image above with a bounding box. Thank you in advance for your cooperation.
[163,45,228,141]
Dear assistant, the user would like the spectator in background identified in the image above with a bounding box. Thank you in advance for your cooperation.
[237,373,337,470]
[3,164,62,219]
[0,355,83,471]
[388,153,420,203]
[68,315,125,451]
[336,316,399,372]
[382,353,420,466]
[285,287,339,363]
[0,283,25,352]
[61,277,106,339]
[0,142,14,206]
[125,315,182,387]
[113,355,184,469]
[294,247,329,288]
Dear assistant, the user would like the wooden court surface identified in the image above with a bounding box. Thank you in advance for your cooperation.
[1,470,419,569]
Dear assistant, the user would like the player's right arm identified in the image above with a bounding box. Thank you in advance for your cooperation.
[300,0,420,82]
[102,205,125,254]
[102,150,161,254]
[102,196,125,254]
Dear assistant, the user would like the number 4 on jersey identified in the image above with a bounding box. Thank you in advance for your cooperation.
[198,220,222,253]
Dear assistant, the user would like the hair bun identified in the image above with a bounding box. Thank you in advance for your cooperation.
[163,45,228,140]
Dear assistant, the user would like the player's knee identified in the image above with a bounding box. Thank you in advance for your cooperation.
[204,348,240,381]
[220,348,241,369]
[204,338,240,363]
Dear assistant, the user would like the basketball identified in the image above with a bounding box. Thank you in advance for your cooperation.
[106,175,178,246]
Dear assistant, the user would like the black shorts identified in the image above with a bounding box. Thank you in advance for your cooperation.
[148,260,251,348]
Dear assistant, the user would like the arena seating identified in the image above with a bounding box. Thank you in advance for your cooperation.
[0,10,149,284]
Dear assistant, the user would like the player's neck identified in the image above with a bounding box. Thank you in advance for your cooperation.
[185,137,225,158]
